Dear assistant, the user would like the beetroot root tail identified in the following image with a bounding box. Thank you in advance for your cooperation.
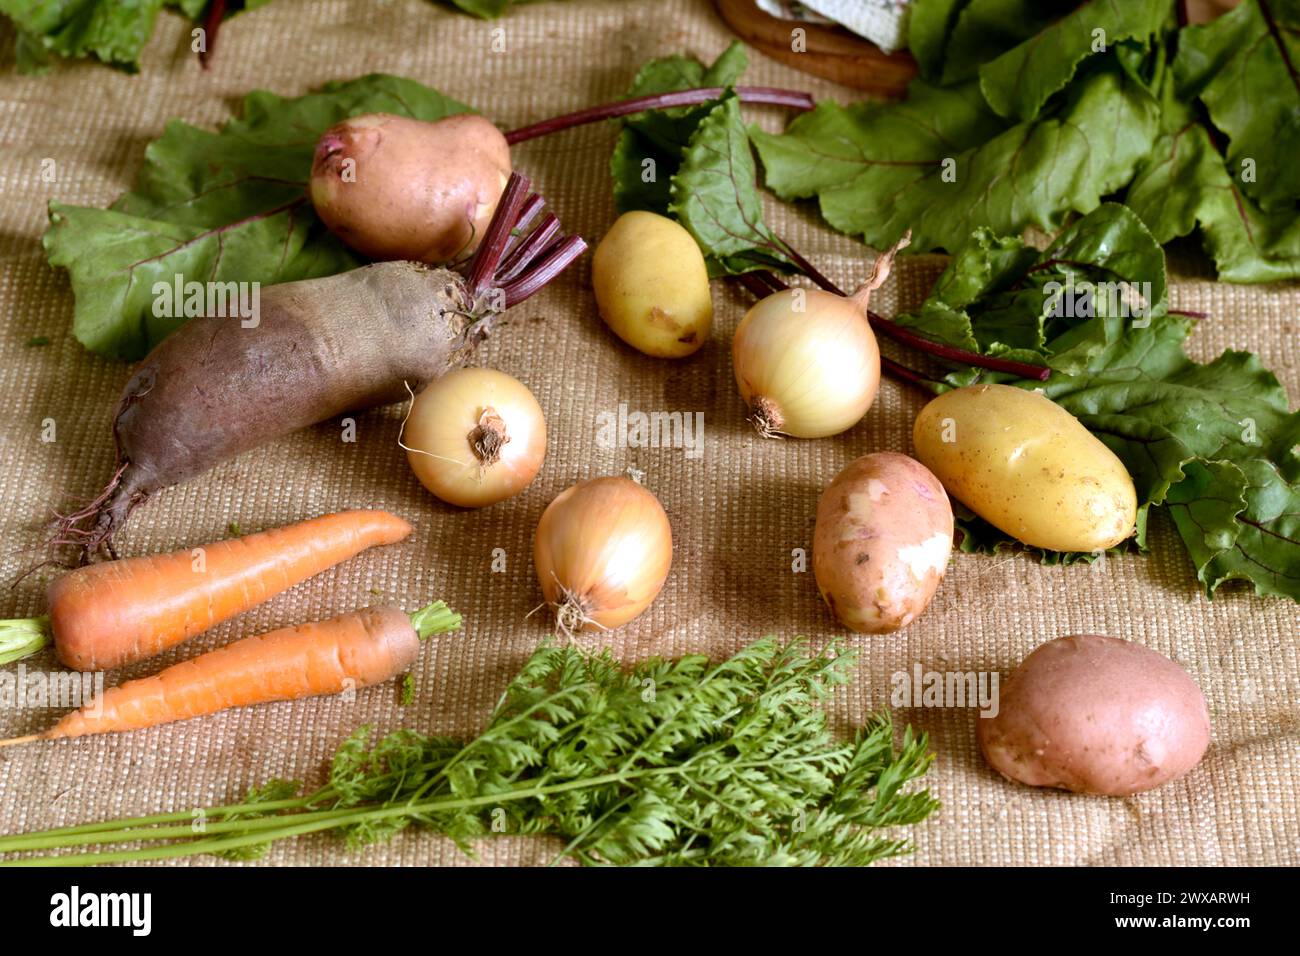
[47,463,147,565]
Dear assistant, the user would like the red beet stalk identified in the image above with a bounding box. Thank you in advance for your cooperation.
[464,172,588,309]
[504,86,815,145]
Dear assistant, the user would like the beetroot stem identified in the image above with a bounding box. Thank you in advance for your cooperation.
[502,236,588,308]
[879,357,939,394]
[467,174,588,310]
[734,272,777,298]
[770,241,833,295]
[497,214,561,284]
[499,195,546,263]
[504,86,816,145]
[198,0,227,70]
[466,172,532,296]
[752,271,788,293]
[871,313,1050,381]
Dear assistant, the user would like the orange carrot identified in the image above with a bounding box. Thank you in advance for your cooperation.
[1,602,459,744]
[4,510,411,672]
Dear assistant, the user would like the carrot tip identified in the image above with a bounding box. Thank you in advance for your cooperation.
[0,734,41,748]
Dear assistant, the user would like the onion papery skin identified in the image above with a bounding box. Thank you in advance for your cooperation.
[731,289,881,439]
[404,368,547,508]
[533,476,673,633]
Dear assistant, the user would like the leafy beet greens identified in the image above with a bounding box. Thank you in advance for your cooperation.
[748,0,1300,284]
[0,0,535,73]
[610,43,795,277]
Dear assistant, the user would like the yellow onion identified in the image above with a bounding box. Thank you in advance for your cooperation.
[402,368,546,508]
[533,476,672,633]
[731,232,909,438]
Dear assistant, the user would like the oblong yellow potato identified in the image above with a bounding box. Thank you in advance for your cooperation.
[591,211,713,358]
[913,384,1137,552]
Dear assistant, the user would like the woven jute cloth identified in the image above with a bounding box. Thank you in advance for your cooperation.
[0,0,1296,867]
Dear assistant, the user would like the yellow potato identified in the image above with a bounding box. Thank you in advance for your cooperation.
[913,384,1137,552]
[591,211,713,358]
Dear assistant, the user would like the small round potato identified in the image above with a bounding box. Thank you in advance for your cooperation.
[979,634,1211,796]
[813,452,954,634]
[591,211,713,358]
[913,383,1137,552]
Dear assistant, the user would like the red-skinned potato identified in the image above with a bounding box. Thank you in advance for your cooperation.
[310,113,511,263]
[979,634,1211,796]
[813,452,954,634]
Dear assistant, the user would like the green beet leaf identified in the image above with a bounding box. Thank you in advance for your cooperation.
[0,2,543,72]
[445,0,557,17]
[668,93,792,277]
[447,0,512,15]
[610,128,676,216]
[608,43,791,275]
[756,0,1299,282]
[1124,65,1300,283]
[621,40,748,155]
[751,58,1160,254]
[977,0,1172,121]
[0,0,255,73]
[1167,458,1300,600]
[906,0,966,80]
[909,0,1080,85]
[0,0,175,72]
[1173,0,1300,212]
[611,40,748,215]
[43,74,472,360]
[1126,112,1300,283]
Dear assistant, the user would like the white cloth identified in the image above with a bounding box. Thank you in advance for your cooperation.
[755,0,911,53]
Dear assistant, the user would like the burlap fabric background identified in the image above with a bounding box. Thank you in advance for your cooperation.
[0,0,1295,867]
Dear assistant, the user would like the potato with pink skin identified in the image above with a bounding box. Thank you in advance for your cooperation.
[979,635,1211,796]
[813,452,954,634]
[310,113,512,263]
